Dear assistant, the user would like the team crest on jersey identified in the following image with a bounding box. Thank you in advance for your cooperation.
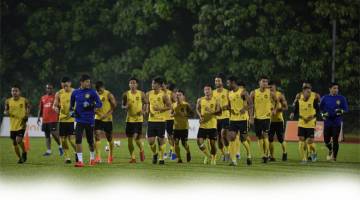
[102,97,105,101]
[222,95,225,99]
[19,104,23,108]
[136,97,140,101]
[308,103,311,108]
[336,100,341,105]
[157,97,161,101]
[210,104,214,108]
[85,93,90,99]
[264,94,268,99]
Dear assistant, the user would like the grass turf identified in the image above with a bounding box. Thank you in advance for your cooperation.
[0,137,359,183]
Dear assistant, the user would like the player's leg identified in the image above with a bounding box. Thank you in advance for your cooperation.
[298,128,307,163]
[306,128,317,162]
[10,132,22,163]
[277,122,287,161]
[126,122,136,162]
[235,134,241,160]
[84,124,96,165]
[174,136,182,163]
[166,120,175,160]
[74,123,85,167]
[158,127,166,165]
[268,122,276,161]
[209,137,217,165]
[16,130,27,163]
[216,120,225,160]
[227,128,237,166]
[239,121,252,165]
[197,129,210,164]
[43,127,52,156]
[323,126,333,160]
[255,119,266,163]
[180,131,191,162]
[332,126,341,161]
[94,120,102,162]
[50,127,63,156]
[262,119,270,162]
[133,123,145,161]
[147,122,158,164]
[104,122,114,163]
[221,119,230,161]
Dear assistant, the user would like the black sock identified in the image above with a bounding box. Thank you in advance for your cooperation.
[333,142,339,159]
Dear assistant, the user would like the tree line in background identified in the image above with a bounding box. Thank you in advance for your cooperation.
[1,0,359,130]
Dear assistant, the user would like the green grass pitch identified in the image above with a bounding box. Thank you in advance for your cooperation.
[0,137,359,182]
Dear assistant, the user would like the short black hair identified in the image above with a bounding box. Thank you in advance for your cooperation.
[303,85,311,90]
[177,89,185,95]
[80,74,91,82]
[129,76,138,83]
[215,73,225,81]
[11,84,21,90]
[238,81,246,87]
[203,83,212,88]
[152,76,163,85]
[61,77,71,83]
[167,82,176,91]
[329,82,339,88]
[259,75,269,81]
[227,75,238,83]
[95,81,104,91]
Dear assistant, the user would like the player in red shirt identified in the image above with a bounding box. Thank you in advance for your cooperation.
[37,83,63,156]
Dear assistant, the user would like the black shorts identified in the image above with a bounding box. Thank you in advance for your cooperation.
[94,120,113,134]
[147,122,166,138]
[197,128,217,140]
[324,125,341,138]
[298,127,315,139]
[229,120,248,134]
[217,118,230,131]
[166,120,174,137]
[173,129,189,141]
[126,122,143,137]
[269,121,285,143]
[59,122,75,137]
[42,122,57,133]
[10,129,25,141]
[254,118,270,137]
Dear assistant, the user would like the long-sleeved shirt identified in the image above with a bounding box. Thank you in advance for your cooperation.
[320,94,348,127]
[70,88,102,125]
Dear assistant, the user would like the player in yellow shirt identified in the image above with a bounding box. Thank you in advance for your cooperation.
[94,81,117,164]
[171,89,193,163]
[162,81,177,160]
[290,81,321,160]
[122,77,146,163]
[145,76,172,165]
[269,81,288,161]
[292,86,319,163]
[196,84,221,165]
[213,73,230,161]
[4,85,30,164]
[53,77,77,163]
[227,76,252,166]
[250,76,278,163]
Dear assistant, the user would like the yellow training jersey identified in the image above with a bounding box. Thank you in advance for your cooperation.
[229,88,249,121]
[271,91,284,122]
[126,90,144,123]
[7,97,27,131]
[254,88,272,120]
[172,102,190,130]
[212,88,230,119]
[199,96,217,129]
[300,91,316,101]
[163,89,174,121]
[95,90,112,122]
[298,97,316,128]
[148,90,166,122]
[58,88,74,122]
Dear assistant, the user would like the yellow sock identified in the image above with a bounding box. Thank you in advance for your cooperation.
[269,142,274,158]
[298,141,306,160]
[235,135,240,154]
[242,141,251,158]
[258,138,264,156]
[159,143,166,160]
[309,143,316,153]
[95,140,101,158]
[63,149,69,160]
[108,140,114,157]
[150,143,157,155]
[229,141,236,161]
[264,137,270,157]
[281,142,287,153]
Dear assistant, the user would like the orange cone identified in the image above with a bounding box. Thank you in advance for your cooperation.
[24,128,30,151]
